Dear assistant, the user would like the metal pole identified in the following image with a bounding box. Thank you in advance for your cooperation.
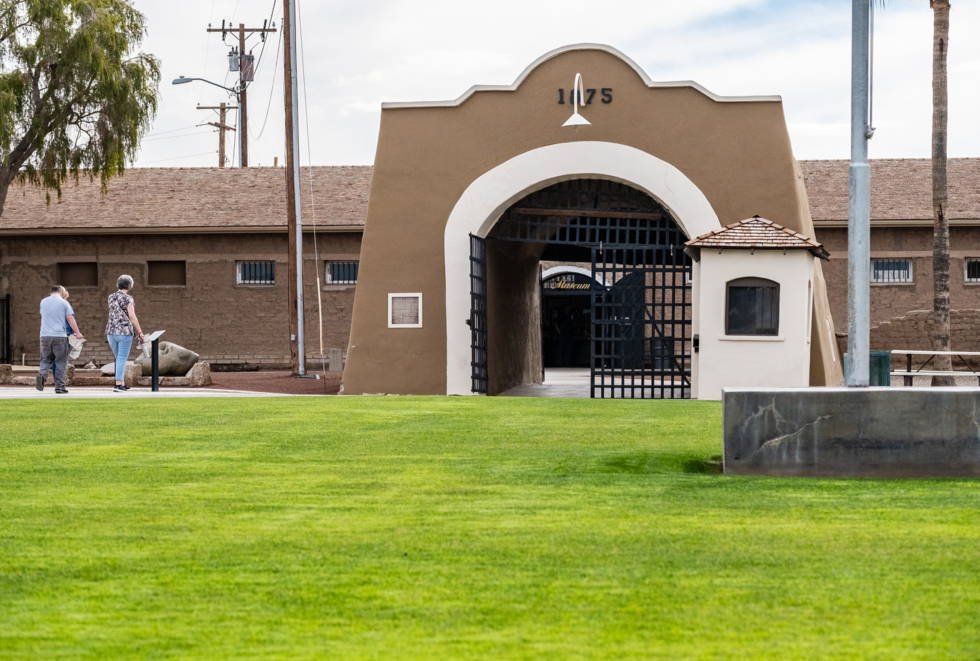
[238,24,249,168]
[151,338,160,392]
[237,98,243,168]
[288,0,305,375]
[847,0,871,387]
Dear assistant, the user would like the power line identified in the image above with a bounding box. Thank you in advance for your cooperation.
[143,129,215,142]
[144,124,203,138]
[253,23,282,141]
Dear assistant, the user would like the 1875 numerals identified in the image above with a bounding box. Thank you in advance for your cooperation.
[558,88,612,104]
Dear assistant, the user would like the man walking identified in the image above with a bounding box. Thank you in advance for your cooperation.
[38,286,85,394]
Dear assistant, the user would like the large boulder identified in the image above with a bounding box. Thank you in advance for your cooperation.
[136,341,199,377]
[0,364,11,384]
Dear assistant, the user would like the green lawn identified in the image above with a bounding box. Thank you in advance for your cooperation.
[1,396,979,660]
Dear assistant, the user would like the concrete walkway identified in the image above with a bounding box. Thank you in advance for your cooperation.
[497,369,688,399]
[0,387,293,399]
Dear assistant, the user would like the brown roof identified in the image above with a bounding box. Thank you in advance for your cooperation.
[685,216,830,261]
[4,158,980,233]
[799,158,980,222]
[0,166,372,233]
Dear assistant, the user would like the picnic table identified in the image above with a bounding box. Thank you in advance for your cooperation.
[890,350,980,386]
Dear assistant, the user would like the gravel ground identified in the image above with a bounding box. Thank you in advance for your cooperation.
[206,371,342,395]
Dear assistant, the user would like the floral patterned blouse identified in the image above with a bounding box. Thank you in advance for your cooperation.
[104,291,135,336]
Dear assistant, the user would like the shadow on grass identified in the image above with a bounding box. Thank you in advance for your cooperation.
[555,452,724,476]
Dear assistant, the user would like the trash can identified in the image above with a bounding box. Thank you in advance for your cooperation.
[843,351,892,386]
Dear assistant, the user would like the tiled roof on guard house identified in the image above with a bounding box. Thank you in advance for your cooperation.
[684,216,831,262]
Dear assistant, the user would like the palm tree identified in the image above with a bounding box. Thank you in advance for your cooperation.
[930,0,955,386]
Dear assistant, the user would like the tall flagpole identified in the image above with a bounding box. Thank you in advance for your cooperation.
[847,0,871,386]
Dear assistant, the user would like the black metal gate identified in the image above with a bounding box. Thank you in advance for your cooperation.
[592,245,691,399]
[469,234,488,393]
[0,293,10,365]
[475,179,692,398]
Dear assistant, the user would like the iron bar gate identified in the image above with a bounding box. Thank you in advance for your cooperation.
[469,235,488,393]
[0,293,10,365]
[591,245,691,399]
[472,179,692,399]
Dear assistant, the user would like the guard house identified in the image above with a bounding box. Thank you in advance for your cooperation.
[340,43,844,398]
[685,217,832,400]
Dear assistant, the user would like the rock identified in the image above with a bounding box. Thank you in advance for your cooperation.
[137,376,190,387]
[122,364,140,387]
[102,361,138,376]
[73,377,114,387]
[10,376,33,386]
[44,364,74,386]
[186,362,212,387]
[135,341,199,377]
[0,364,11,385]
[83,361,98,370]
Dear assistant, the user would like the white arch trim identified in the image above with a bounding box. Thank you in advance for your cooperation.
[443,140,722,395]
[382,43,780,109]
[541,265,606,286]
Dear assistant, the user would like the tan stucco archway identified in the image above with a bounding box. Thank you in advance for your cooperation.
[442,141,722,395]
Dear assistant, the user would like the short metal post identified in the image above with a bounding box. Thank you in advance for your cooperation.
[151,339,160,392]
[905,353,912,387]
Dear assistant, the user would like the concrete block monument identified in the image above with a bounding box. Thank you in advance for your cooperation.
[724,387,980,478]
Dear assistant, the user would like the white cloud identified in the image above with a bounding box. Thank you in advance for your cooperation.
[133,0,980,167]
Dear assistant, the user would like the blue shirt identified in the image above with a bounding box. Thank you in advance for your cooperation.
[39,295,74,337]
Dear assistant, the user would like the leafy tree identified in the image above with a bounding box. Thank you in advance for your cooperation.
[929,0,954,385]
[0,0,159,218]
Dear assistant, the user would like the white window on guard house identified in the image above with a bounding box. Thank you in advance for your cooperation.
[871,258,913,283]
[237,261,275,285]
[388,293,422,328]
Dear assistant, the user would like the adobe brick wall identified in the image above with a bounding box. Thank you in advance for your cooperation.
[815,226,980,331]
[0,232,361,367]
[870,309,980,368]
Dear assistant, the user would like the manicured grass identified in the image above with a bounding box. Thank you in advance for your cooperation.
[1,396,979,659]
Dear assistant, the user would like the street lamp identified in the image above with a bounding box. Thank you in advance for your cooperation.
[172,76,242,167]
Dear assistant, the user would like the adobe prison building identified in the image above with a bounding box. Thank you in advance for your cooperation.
[2,44,980,398]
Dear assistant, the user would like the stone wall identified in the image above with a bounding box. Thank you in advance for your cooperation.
[0,232,361,368]
[815,226,980,362]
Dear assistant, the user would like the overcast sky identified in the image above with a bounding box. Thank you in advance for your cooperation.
[133,0,980,168]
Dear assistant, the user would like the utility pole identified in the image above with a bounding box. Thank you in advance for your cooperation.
[206,20,276,168]
[197,102,237,168]
[283,0,304,375]
[847,0,871,387]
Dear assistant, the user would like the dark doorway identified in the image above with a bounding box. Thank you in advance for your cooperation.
[472,179,692,398]
[541,273,593,367]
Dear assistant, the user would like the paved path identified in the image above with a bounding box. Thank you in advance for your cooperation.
[0,387,293,399]
[499,368,691,399]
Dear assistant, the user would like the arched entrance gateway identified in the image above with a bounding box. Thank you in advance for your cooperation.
[341,44,844,397]
[469,179,692,398]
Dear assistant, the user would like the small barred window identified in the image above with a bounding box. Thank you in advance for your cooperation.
[237,261,275,285]
[965,259,980,283]
[871,259,913,284]
[326,261,359,285]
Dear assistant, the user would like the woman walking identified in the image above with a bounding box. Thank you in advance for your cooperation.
[105,275,145,393]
